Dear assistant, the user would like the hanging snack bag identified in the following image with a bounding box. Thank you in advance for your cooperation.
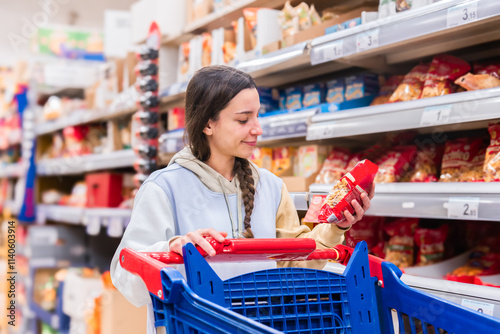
[375,146,417,183]
[384,218,419,268]
[421,54,471,99]
[415,225,449,266]
[318,159,378,224]
[439,137,483,182]
[315,147,351,184]
[389,63,429,102]
[484,123,500,182]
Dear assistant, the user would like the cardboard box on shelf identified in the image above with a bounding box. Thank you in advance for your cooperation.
[281,171,319,193]
[297,145,331,178]
[100,288,147,334]
[186,0,214,25]
[262,41,280,54]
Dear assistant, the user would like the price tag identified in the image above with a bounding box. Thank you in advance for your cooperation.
[447,1,478,28]
[356,29,379,52]
[323,40,344,62]
[461,299,494,316]
[420,104,452,126]
[107,217,124,237]
[447,197,480,219]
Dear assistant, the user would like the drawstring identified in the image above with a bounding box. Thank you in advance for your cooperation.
[234,177,244,238]
[218,176,243,238]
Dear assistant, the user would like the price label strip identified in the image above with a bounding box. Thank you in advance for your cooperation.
[420,104,452,126]
[447,197,480,219]
[447,1,479,28]
[461,299,494,316]
[356,29,379,53]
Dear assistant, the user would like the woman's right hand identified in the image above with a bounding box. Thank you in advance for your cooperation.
[169,228,228,257]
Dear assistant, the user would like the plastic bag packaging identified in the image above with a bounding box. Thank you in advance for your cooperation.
[396,0,412,12]
[484,123,500,182]
[439,137,483,182]
[384,218,419,268]
[415,225,448,265]
[421,54,470,99]
[409,145,443,182]
[370,75,404,106]
[460,147,486,182]
[389,64,429,102]
[374,145,417,183]
[318,159,378,224]
[315,147,351,184]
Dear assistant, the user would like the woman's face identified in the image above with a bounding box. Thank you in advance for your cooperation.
[204,88,262,160]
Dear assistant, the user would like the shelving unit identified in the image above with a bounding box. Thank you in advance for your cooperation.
[0,161,27,178]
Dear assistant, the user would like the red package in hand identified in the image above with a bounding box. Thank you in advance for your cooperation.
[318,159,378,224]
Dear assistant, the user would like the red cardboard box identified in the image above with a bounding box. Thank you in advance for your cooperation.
[86,173,123,208]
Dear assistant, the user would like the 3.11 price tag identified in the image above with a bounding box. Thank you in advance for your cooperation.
[447,197,480,219]
[447,1,478,28]
[420,104,452,126]
[356,29,379,52]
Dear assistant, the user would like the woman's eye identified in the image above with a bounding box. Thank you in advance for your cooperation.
[237,119,249,124]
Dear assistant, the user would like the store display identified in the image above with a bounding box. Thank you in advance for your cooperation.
[384,218,419,268]
[484,123,500,182]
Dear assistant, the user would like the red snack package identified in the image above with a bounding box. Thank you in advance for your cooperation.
[345,216,384,252]
[375,145,417,183]
[303,194,326,224]
[439,138,483,182]
[315,147,351,184]
[415,225,449,265]
[389,64,429,103]
[460,147,486,182]
[384,218,419,268]
[475,63,500,79]
[484,123,500,182]
[318,159,378,224]
[421,55,470,99]
[370,75,404,106]
[409,145,444,182]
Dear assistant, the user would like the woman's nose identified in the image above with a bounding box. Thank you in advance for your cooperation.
[251,119,263,136]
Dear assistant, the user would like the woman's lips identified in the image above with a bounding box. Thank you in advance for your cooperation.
[242,141,257,146]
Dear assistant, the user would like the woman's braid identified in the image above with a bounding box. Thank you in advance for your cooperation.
[234,158,255,238]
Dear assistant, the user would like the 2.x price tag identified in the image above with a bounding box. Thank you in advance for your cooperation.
[356,29,379,52]
[447,1,479,28]
[447,197,480,219]
[420,104,452,126]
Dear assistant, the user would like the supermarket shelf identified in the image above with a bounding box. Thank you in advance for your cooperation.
[29,302,65,332]
[37,149,136,176]
[307,87,500,140]
[37,205,84,225]
[259,107,319,143]
[36,204,132,237]
[159,129,185,154]
[310,182,500,221]
[3,199,21,217]
[0,161,27,178]
[290,192,308,211]
[311,0,500,66]
[36,87,139,135]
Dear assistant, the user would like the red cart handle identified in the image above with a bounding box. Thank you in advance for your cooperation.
[120,238,386,299]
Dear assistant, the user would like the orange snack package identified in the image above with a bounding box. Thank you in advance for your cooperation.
[370,75,404,106]
[315,147,351,184]
[389,64,429,103]
[460,147,486,182]
[421,54,471,99]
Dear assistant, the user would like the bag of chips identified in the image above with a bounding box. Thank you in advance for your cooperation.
[409,145,443,182]
[345,216,385,252]
[460,147,486,182]
[384,218,419,268]
[440,138,483,182]
[389,64,429,103]
[315,147,351,184]
[375,146,417,183]
[415,225,449,266]
[370,75,404,106]
[484,123,500,182]
[318,160,378,224]
[421,54,471,99]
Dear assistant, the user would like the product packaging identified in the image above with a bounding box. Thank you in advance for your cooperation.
[315,147,351,184]
[325,79,345,104]
[484,123,500,182]
[317,159,378,224]
[344,73,379,101]
[302,83,323,107]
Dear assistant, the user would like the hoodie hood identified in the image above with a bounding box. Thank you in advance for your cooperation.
[168,146,260,193]
[168,146,260,238]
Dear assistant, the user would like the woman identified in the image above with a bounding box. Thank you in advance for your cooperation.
[110,65,373,332]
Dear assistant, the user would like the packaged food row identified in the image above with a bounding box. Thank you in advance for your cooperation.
[0,112,22,150]
[41,172,135,209]
[0,145,20,165]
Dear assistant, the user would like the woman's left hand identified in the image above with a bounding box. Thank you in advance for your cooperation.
[336,183,375,229]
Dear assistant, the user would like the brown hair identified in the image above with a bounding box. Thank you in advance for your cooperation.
[184,65,257,238]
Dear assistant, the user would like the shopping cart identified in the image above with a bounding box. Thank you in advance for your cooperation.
[120,238,500,333]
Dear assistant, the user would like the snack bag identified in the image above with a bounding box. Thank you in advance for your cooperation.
[484,123,500,182]
[278,1,299,38]
[345,216,384,252]
[384,218,419,268]
[295,2,311,31]
[415,225,449,265]
[303,194,326,224]
[315,147,351,184]
[455,73,500,91]
[448,247,500,277]
[409,145,443,182]
[460,147,486,182]
[396,0,412,12]
[439,138,483,182]
[389,64,429,102]
[374,145,417,183]
[370,75,404,106]
[421,54,471,99]
[272,147,296,176]
[318,159,378,224]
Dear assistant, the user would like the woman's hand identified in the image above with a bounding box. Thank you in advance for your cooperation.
[169,228,228,256]
[336,183,375,229]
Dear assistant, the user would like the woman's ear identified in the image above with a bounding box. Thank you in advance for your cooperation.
[203,122,213,136]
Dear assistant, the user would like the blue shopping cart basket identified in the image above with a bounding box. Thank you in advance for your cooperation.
[120,239,500,333]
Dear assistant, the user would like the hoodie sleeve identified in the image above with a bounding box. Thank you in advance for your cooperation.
[110,181,177,307]
[275,183,349,269]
